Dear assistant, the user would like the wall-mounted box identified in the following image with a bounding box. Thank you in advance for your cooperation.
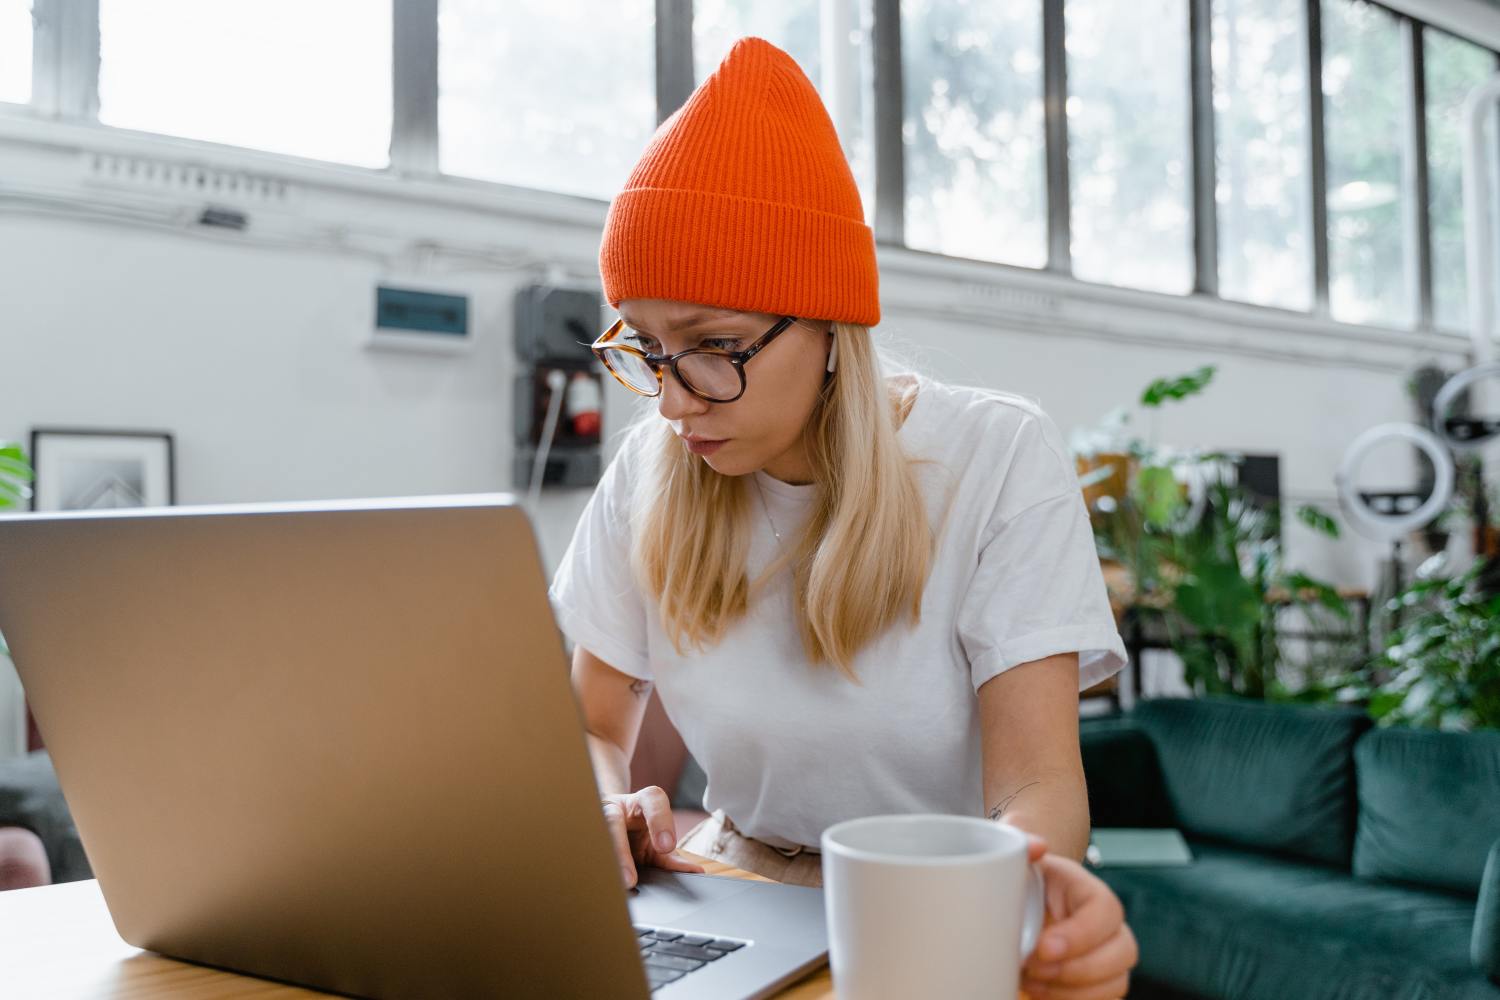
[367,281,473,353]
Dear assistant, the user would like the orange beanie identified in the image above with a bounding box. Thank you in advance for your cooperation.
[598,37,880,327]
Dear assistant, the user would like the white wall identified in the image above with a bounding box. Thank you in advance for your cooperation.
[0,118,1479,755]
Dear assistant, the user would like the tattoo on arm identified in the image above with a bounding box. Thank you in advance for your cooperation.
[628,679,653,698]
[987,780,1041,821]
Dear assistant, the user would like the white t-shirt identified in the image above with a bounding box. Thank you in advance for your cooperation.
[548,374,1127,850]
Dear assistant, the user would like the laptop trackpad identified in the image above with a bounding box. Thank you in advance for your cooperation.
[625,868,761,926]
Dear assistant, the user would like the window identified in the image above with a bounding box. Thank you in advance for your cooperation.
[0,0,31,105]
[24,0,1500,336]
[1321,0,1412,327]
[695,0,874,223]
[1213,0,1313,310]
[98,1,390,167]
[438,0,655,200]
[902,0,1046,267]
[1066,0,1193,294]
[1424,28,1498,332]
[694,0,820,83]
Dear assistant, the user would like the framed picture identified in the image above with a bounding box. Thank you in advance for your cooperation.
[28,428,175,512]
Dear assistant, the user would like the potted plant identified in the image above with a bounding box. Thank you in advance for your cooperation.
[1071,366,1354,699]
[1298,558,1500,730]
[0,442,35,660]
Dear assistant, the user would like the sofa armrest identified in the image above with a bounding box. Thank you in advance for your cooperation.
[0,750,91,884]
[1079,719,1176,830]
[1474,837,1500,985]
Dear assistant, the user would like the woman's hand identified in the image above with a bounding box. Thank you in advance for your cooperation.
[1017,834,1138,1000]
[600,785,707,888]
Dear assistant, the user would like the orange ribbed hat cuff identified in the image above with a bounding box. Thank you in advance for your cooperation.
[601,187,880,327]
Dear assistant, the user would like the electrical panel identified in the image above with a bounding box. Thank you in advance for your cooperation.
[513,284,605,489]
[367,279,474,353]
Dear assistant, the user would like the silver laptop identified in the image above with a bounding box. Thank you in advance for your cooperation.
[0,494,827,998]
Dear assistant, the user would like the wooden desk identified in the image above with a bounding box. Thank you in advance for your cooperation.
[0,853,832,999]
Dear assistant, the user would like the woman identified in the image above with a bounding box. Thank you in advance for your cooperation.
[551,37,1138,999]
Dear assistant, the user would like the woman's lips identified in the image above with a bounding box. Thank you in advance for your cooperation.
[683,437,728,456]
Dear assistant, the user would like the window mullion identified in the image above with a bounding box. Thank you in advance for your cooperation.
[1306,0,1332,315]
[1042,0,1072,273]
[391,0,439,176]
[1189,0,1219,296]
[657,0,693,124]
[30,0,98,120]
[871,0,904,245]
[1403,19,1434,330]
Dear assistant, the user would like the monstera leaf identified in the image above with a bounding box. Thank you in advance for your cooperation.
[0,442,32,510]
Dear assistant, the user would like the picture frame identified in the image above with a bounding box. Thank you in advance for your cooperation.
[28,428,176,512]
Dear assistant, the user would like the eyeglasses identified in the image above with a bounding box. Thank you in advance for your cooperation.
[591,315,798,404]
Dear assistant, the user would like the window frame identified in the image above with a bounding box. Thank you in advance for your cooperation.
[0,0,1496,340]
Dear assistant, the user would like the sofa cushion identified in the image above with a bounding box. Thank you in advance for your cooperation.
[1100,841,1494,1000]
[1354,727,1500,897]
[1477,839,1500,985]
[1132,698,1370,867]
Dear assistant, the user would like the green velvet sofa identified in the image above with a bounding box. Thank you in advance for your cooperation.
[1079,697,1500,1000]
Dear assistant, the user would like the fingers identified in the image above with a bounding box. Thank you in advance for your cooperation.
[654,852,707,875]
[633,786,679,858]
[1030,854,1125,961]
[601,798,638,888]
[1025,924,1138,987]
[1018,973,1131,1000]
[1021,854,1136,1000]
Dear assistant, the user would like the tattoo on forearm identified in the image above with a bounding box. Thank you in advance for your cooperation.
[987,780,1041,821]
[629,679,653,698]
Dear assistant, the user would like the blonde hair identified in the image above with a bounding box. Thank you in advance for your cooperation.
[627,322,934,678]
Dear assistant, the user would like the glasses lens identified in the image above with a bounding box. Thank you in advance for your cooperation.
[677,352,742,401]
[600,347,659,395]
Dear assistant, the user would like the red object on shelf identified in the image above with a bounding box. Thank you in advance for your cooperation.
[565,373,602,441]
[571,410,601,437]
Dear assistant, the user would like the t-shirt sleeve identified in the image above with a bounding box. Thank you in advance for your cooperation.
[956,409,1128,693]
[547,452,653,681]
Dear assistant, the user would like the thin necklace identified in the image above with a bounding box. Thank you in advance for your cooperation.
[752,475,783,544]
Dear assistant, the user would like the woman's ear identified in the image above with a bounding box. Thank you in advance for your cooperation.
[826,332,839,373]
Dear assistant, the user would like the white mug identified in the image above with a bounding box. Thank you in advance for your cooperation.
[820,814,1046,1000]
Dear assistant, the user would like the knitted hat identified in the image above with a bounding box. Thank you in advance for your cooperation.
[598,37,880,327]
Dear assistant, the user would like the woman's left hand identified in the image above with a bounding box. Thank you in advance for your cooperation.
[1017,834,1138,1000]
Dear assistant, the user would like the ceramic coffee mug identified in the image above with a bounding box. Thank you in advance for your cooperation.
[820,814,1046,1000]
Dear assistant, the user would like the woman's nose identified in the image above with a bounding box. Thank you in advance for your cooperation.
[657,370,710,420]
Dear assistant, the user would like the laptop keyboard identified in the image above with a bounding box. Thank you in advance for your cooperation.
[633,924,749,991]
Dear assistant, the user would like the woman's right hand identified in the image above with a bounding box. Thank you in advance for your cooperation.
[601,785,707,888]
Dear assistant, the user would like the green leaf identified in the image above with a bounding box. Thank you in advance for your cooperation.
[1296,504,1340,539]
[1141,365,1217,407]
[1368,690,1405,721]
[1135,465,1183,527]
[0,480,29,510]
[1174,561,1261,634]
[1282,571,1352,620]
[0,444,34,515]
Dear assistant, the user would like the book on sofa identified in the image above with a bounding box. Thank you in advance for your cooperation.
[1088,828,1195,867]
